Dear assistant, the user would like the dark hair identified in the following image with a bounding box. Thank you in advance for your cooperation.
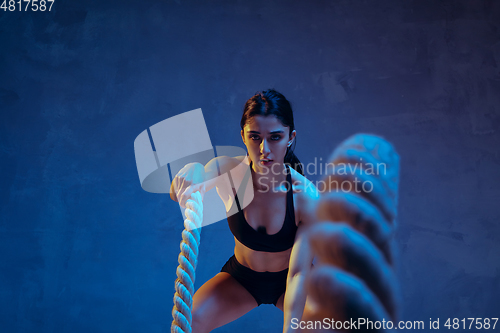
[240,89,304,175]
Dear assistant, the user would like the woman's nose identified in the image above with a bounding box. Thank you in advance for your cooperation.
[260,139,271,154]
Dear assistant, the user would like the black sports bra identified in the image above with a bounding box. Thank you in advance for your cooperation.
[226,163,298,252]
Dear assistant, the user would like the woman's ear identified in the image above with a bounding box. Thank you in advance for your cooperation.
[241,130,246,144]
[288,130,296,146]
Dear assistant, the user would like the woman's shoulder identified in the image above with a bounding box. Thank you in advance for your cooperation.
[205,155,248,175]
[288,167,317,196]
[288,167,320,218]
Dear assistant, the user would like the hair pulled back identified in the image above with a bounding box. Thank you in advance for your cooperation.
[240,89,304,175]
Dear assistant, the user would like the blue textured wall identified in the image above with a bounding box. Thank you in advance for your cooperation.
[1,1,499,332]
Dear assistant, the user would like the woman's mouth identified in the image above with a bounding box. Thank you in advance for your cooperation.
[260,159,273,166]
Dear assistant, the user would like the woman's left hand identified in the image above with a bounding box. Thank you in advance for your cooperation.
[170,162,207,208]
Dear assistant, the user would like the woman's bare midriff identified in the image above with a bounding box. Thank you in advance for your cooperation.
[234,239,292,272]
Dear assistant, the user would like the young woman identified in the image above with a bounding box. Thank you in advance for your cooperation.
[171,89,320,332]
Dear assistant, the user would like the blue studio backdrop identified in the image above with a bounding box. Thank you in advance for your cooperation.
[1,0,499,332]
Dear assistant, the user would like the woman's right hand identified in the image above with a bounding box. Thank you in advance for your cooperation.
[170,162,206,208]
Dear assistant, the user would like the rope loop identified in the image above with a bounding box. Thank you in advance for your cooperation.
[171,192,203,333]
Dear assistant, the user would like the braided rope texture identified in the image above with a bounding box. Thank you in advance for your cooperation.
[322,133,400,223]
[171,192,203,333]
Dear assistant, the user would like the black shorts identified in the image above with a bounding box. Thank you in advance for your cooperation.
[220,255,288,306]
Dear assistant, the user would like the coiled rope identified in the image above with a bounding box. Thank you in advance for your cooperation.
[171,191,203,333]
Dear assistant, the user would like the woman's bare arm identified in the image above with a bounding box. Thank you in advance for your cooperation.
[283,175,320,333]
[170,155,247,207]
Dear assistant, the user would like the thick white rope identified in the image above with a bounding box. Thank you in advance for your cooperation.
[171,191,203,333]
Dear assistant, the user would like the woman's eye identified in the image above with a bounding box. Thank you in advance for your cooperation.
[250,135,260,141]
[271,135,281,141]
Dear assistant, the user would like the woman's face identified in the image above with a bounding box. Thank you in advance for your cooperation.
[241,115,296,174]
